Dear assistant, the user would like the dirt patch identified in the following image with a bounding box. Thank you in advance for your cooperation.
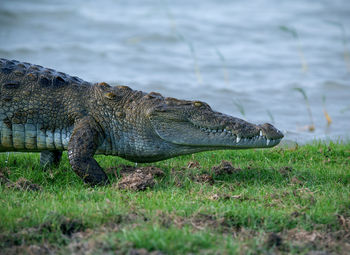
[278,166,293,177]
[118,164,138,175]
[116,170,155,191]
[0,214,86,253]
[337,214,350,231]
[190,213,227,230]
[208,193,245,201]
[282,228,350,254]
[106,165,165,191]
[139,166,165,178]
[265,232,283,248]
[156,211,240,233]
[290,176,304,185]
[5,177,42,191]
[67,213,152,255]
[40,216,85,237]
[0,244,54,255]
[192,174,214,185]
[212,160,241,176]
[186,161,201,169]
[106,165,165,178]
[128,248,164,255]
[0,172,10,185]
[67,237,105,255]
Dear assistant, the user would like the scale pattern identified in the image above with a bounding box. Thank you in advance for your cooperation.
[0,58,283,185]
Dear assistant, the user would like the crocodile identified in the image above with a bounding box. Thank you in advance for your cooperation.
[0,58,284,185]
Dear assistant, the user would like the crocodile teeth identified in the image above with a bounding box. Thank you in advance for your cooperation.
[266,139,270,145]
[236,136,241,143]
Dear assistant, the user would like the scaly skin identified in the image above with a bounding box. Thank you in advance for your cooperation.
[0,58,283,185]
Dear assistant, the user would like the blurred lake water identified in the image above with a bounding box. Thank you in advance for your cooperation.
[1,0,349,143]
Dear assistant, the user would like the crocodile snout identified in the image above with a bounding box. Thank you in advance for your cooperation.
[258,123,284,140]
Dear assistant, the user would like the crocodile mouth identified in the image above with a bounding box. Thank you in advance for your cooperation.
[151,117,283,148]
[191,124,283,147]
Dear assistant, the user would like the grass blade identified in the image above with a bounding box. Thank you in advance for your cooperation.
[322,96,332,125]
[233,100,245,117]
[280,26,308,72]
[294,87,314,131]
[215,49,230,86]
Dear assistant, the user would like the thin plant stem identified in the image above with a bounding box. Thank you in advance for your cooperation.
[233,100,245,117]
[322,96,332,125]
[326,21,350,72]
[294,87,315,131]
[280,26,308,72]
[216,49,230,86]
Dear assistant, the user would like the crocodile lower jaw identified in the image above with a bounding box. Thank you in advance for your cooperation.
[194,125,282,147]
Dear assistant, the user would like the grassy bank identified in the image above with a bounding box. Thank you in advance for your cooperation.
[0,142,349,254]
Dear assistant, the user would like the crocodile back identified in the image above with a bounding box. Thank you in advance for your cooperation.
[0,59,90,151]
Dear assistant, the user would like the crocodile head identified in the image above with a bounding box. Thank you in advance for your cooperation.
[97,87,284,162]
[147,97,284,150]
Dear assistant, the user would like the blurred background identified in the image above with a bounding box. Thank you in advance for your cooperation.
[0,0,349,144]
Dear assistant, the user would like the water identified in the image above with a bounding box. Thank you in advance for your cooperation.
[1,0,350,144]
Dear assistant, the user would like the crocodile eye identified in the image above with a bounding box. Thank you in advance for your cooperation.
[193,101,203,107]
[98,82,110,87]
[104,92,116,99]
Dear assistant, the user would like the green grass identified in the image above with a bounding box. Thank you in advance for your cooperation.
[1,142,350,254]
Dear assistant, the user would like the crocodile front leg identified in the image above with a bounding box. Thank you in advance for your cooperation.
[40,151,62,167]
[67,116,109,186]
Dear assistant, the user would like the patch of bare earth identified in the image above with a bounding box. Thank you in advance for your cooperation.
[192,174,214,185]
[155,210,350,254]
[1,167,42,191]
[0,215,85,255]
[106,165,164,191]
[3,211,349,254]
[5,177,42,191]
[278,166,293,177]
[282,228,350,254]
[116,170,154,191]
[212,160,241,176]
[128,249,164,255]
[106,165,165,178]
[0,244,54,255]
[186,161,201,169]
[67,213,163,255]
[208,193,248,201]
[155,210,242,232]
[259,215,350,254]
[0,171,41,192]
[0,171,10,185]
[109,160,240,188]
